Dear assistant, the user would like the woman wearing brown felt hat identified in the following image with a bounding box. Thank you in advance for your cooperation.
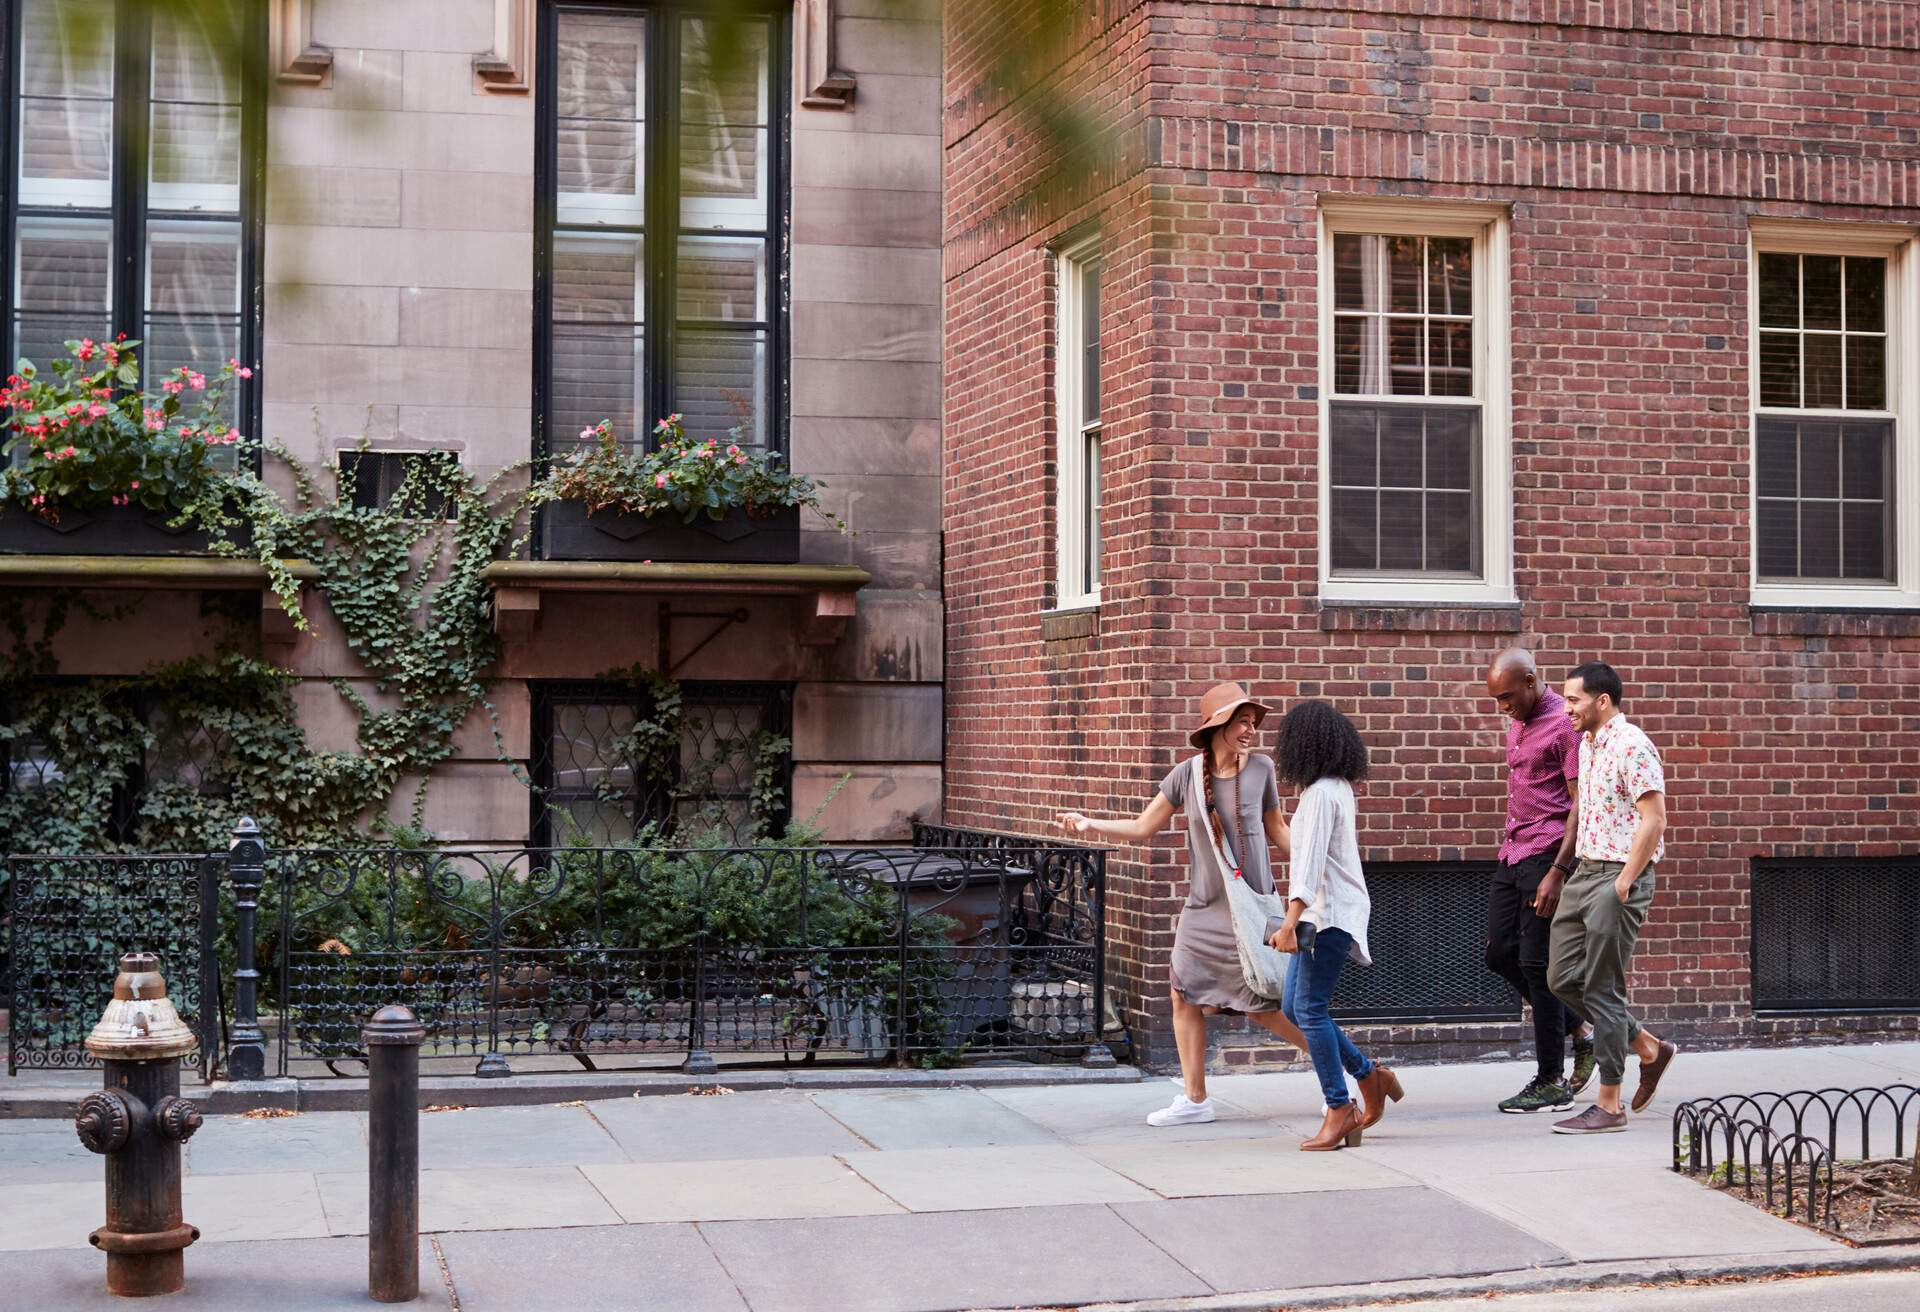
[1056,682,1313,1128]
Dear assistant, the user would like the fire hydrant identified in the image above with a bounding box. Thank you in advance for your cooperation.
[73,952,204,1297]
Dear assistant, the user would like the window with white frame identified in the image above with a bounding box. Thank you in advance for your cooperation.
[1319,201,1511,602]
[1055,239,1101,608]
[1750,222,1918,605]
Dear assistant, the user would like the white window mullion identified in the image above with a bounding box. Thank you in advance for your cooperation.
[1053,237,1102,610]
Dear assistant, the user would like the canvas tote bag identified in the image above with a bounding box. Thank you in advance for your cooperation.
[1186,755,1293,1001]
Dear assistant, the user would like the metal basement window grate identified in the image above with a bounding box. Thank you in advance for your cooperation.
[1752,856,1920,1012]
[1332,861,1521,1023]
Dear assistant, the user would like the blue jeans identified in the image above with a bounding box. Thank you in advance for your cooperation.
[1280,926,1373,1108]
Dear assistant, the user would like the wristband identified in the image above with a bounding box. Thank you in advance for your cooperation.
[1547,863,1569,876]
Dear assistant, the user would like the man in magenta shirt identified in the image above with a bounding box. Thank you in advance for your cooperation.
[1483,648,1595,1114]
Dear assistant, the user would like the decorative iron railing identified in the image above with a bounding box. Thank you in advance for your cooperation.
[1672,1084,1920,1226]
[5,820,1115,1081]
[4,854,218,1077]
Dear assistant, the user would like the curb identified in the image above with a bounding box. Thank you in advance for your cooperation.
[1070,1244,1920,1311]
[1,1061,1143,1117]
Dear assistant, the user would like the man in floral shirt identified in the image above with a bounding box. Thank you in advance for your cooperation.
[1546,661,1678,1134]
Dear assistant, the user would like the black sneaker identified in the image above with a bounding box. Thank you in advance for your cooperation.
[1498,1076,1574,1114]
[1568,1037,1598,1096]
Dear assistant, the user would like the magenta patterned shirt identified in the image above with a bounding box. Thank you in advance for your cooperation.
[1500,688,1581,864]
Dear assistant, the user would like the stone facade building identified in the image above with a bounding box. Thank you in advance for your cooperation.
[943,1,1920,1068]
[1,0,942,846]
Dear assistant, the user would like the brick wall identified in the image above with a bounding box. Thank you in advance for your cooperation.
[943,0,1920,1070]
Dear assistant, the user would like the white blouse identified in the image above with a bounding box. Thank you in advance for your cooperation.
[1284,777,1372,966]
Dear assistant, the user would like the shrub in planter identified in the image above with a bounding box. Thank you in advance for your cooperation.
[0,337,252,552]
[530,416,848,562]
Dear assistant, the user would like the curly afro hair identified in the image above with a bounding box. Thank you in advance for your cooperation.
[1273,700,1369,787]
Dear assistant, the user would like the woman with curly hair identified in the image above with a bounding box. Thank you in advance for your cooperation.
[1055,682,1310,1128]
[1267,699,1403,1150]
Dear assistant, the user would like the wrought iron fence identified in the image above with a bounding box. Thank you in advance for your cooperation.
[1672,1084,1920,1226]
[4,854,218,1077]
[250,828,1111,1078]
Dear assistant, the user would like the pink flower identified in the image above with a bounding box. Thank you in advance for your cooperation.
[129,481,139,490]
[225,428,243,444]
[237,367,253,379]
[77,339,95,362]
[654,473,668,488]
[580,427,597,440]
[65,402,84,416]
[87,403,107,419]
[60,446,76,459]
[734,454,747,465]
[187,372,207,390]
[726,445,740,456]
[163,380,184,395]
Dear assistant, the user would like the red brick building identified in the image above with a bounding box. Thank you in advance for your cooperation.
[942,1,1920,1070]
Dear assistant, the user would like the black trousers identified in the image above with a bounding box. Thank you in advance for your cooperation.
[1485,852,1587,1081]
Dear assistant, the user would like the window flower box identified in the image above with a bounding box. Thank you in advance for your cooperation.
[529,416,843,565]
[0,500,246,557]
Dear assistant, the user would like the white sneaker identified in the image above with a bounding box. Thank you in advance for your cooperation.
[1146,1095,1217,1127]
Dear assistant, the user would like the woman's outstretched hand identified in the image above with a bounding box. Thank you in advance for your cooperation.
[1055,811,1095,837]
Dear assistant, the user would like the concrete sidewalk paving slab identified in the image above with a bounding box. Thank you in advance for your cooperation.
[1430,1164,1844,1261]
[437,1223,746,1312]
[0,1125,104,1184]
[1112,1186,1570,1292]
[841,1142,1160,1212]
[981,1082,1274,1144]
[417,1102,626,1170]
[1349,1118,1663,1182]
[582,1154,903,1223]
[1086,1135,1417,1198]
[587,1091,869,1161]
[810,1086,1060,1149]
[186,1110,365,1176]
[0,1170,331,1250]
[184,1169,334,1244]
[699,1204,1211,1311]
[0,1236,444,1310]
[315,1165,621,1236]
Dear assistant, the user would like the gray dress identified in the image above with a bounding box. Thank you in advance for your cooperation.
[1159,753,1284,1014]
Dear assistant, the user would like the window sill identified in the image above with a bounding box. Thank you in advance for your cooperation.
[1041,604,1100,645]
[1749,605,1920,638]
[1318,599,1523,634]
[481,561,870,644]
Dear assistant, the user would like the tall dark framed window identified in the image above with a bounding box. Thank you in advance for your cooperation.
[530,680,793,848]
[0,0,264,452]
[535,0,787,467]
[1754,250,1896,584]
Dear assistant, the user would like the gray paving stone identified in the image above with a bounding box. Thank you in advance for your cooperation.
[1086,1134,1417,1197]
[587,1091,869,1162]
[186,1110,365,1176]
[417,1103,626,1169]
[810,1087,1059,1149]
[981,1081,1274,1144]
[583,1155,901,1223]
[699,1204,1209,1312]
[1112,1187,1570,1291]
[842,1143,1158,1212]
[316,1166,621,1236]
[1435,1165,1844,1261]
[0,1126,100,1183]
[438,1224,746,1312]
[0,1235,444,1309]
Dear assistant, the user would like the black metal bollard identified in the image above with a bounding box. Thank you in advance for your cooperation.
[364,1005,425,1303]
[74,954,204,1297]
[225,817,268,1082]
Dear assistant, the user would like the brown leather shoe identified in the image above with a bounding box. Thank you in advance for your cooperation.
[1630,1040,1678,1113]
[1357,1063,1404,1130]
[1300,1102,1365,1151]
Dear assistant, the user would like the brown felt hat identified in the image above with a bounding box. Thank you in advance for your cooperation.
[1188,682,1272,749]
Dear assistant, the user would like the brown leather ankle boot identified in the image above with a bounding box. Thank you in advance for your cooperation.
[1300,1101,1365,1151]
[1358,1063,1404,1130]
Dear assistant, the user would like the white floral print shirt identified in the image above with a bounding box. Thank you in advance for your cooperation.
[1576,715,1666,864]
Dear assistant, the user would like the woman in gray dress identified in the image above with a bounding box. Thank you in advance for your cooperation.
[1056,682,1309,1126]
